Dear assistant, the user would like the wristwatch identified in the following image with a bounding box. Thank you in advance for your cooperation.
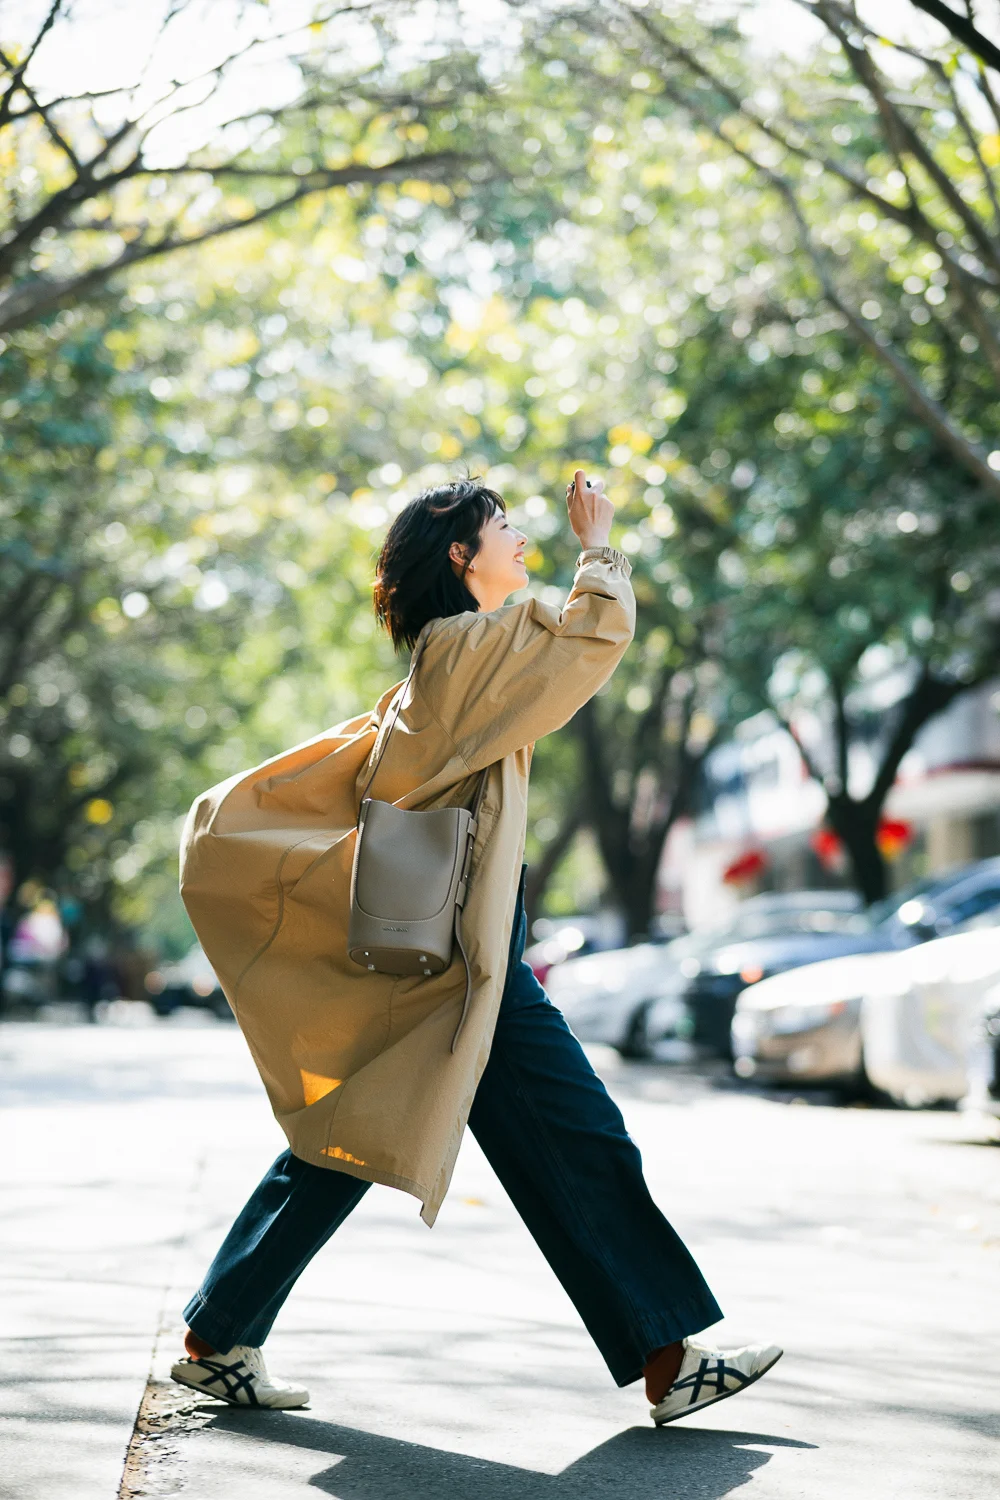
[576,545,632,577]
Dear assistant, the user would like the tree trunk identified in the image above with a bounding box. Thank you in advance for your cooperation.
[570,698,706,940]
[524,803,584,930]
[610,842,664,940]
[824,796,887,904]
[805,666,982,907]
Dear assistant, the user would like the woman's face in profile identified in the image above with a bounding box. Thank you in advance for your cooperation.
[476,506,529,594]
[451,505,528,611]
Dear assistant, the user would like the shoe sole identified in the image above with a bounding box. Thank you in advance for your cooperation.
[170,1365,309,1410]
[652,1349,783,1427]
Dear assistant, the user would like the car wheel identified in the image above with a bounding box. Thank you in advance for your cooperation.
[617,1005,651,1061]
[845,1044,894,1107]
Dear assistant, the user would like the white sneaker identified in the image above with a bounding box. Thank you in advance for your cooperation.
[650,1336,782,1425]
[170,1345,309,1409]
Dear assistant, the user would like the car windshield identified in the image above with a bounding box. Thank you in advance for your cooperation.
[686,896,864,948]
[864,872,960,930]
[955,905,1000,934]
[724,906,862,938]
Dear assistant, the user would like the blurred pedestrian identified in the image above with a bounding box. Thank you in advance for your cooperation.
[174,471,781,1423]
[6,894,66,1006]
[80,937,117,1024]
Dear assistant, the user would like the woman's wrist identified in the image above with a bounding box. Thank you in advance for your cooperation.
[575,532,611,551]
[576,542,632,577]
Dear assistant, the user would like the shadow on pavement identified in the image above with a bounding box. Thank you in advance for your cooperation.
[203,1409,815,1499]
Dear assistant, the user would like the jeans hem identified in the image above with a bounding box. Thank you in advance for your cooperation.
[182,1288,267,1353]
[605,1294,725,1387]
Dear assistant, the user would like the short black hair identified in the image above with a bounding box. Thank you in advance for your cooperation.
[373,477,505,650]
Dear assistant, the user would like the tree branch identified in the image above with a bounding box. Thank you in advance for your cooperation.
[909,0,1000,73]
[805,234,1000,499]
[0,53,82,172]
[633,50,1000,500]
[813,1,1000,278]
[524,800,584,926]
[935,50,1000,234]
[630,659,673,787]
[830,673,850,794]
[623,2,1000,392]
[772,703,828,788]
[0,117,143,284]
[0,149,479,334]
[629,5,997,290]
[865,665,971,812]
[573,697,616,820]
[0,0,64,130]
[973,53,1000,133]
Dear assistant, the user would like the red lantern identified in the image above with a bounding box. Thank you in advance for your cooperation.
[809,827,844,868]
[722,849,768,886]
[876,817,912,860]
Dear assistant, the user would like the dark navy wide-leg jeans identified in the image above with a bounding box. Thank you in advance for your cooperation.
[184,878,722,1387]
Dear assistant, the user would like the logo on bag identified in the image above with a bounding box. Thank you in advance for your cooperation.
[382,924,409,932]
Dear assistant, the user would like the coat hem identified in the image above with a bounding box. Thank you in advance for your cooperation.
[288,1143,440,1226]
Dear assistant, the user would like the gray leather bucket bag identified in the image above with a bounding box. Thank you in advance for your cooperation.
[348,631,487,1051]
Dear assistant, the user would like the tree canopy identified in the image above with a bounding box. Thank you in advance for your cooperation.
[3,0,1000,955]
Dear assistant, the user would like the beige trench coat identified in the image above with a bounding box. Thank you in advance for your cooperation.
[180,550,634,1225]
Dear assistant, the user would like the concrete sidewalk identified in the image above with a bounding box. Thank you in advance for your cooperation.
[2,1013,999,1498]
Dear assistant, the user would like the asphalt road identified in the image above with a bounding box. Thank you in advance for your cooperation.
[2,1005,998,1499]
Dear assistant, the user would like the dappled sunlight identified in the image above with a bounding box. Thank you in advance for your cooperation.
[322,1146,366,1166]
[300,1070,343,1107]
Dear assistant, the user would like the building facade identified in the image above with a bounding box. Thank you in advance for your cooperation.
[660,680,1000,927]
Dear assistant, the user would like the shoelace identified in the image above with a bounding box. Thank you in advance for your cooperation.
[235,1346,266,1379]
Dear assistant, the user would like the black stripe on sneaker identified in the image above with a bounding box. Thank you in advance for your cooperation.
[672,1358,752,1406]
[194,1356,260,1406]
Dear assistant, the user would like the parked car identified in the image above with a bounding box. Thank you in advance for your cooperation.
[962,981,1000,1119]
[143,944,231,1019]
[732,890,1000,1092]
[862,922,1000,1106]
[696,858,1000,1060]
[550,890,861,1058]
[644,889,867,1057]
[731,951,884,1085]
[545,937,677,1056]
[0,960,50,1010]
[524,912,625,987]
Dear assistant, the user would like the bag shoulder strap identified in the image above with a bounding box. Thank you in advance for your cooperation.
[357,624,489,818]
[357,630,426,812]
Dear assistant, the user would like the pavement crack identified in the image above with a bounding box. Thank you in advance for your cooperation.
[118,1379,215,1498]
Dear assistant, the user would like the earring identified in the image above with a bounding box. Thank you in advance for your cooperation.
[468,563,475,573]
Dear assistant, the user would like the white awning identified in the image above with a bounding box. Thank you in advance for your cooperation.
[887,769,1000,822]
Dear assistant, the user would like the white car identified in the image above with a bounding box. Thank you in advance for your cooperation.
[550,891,862,1059]
[862,925,1000,1107]
[545,939,678,1056]
[731,951,887,1085]
[962,980,1000,1119]
[143,944,230,1019]
[732,920,1000,1104]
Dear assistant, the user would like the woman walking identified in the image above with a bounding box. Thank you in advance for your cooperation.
[173,470,781,1425]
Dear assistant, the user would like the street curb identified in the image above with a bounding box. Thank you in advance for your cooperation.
[118,1380,213,1498]
[117,1151,208,1498]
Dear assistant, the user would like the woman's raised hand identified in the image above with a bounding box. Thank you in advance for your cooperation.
[565,469,613,551]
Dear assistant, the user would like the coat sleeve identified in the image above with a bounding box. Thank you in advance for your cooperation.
[426,550,635,771]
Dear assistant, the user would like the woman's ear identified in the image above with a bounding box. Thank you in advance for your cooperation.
[448,540,469,571]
